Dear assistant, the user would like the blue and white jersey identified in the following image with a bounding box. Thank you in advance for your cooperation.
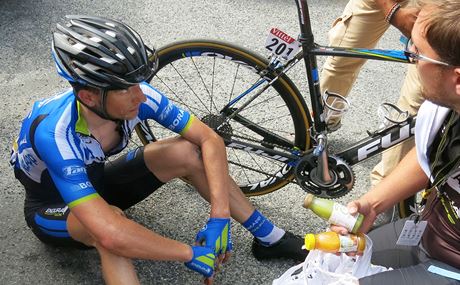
[11,82,193,208]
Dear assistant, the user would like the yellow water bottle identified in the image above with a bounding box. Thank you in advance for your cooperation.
[303,194,364,233]
[304,231,366,254]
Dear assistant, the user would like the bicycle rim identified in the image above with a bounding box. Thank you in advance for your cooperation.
[137,39,311,196]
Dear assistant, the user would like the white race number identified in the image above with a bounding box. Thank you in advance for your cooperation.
[265,28,300,60]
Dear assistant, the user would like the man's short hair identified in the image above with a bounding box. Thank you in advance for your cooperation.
[71,83,100,97]
[417,0,460,66]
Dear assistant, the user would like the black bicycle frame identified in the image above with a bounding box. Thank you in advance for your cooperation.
[219,0,416,173]
[294,0,411,133]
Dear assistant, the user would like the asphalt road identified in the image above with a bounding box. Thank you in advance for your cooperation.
[0,0,407,284]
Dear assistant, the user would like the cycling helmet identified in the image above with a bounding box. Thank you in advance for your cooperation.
[52,15,158,90]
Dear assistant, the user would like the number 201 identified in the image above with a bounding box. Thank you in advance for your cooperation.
[266,38,294,56]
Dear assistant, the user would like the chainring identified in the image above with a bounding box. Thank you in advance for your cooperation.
[295,154,355,198]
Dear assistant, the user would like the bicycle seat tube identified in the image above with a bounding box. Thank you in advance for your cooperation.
[294,0,326,134]
[295,0,333,184]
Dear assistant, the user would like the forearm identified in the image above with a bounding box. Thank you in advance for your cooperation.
[362,147,429,214]
[103,217,193,261]
[73,200,193,262]
[375,0,418,37]
[375,0,401,14]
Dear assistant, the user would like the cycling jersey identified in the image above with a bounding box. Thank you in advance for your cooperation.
[10,82,193,209]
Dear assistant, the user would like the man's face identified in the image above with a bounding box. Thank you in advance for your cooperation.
[411,6,455,108]
[105,84,146,120]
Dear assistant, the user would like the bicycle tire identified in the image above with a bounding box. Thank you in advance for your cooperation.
[136,39,311,196]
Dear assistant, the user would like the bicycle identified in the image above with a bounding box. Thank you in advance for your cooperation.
[133,0,419,218]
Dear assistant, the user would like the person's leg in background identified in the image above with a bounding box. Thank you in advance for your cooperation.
[320,0,390,106]
[370,64,424,187]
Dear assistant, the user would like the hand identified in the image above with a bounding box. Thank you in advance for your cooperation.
[330,198,377,235]
[195,218,232,262]
[185,246,216,283]
[391,7,419,38]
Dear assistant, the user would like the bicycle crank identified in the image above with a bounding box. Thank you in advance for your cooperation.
[295,154,355,198]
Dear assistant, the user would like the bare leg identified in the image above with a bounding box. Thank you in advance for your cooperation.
[67,206,140,285]
[143,137,255,223]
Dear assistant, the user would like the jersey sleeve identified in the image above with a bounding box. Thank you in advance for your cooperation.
[34,121,100,208]
[137,82,194,135]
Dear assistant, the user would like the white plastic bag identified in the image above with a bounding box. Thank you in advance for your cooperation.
[272,234,391,285]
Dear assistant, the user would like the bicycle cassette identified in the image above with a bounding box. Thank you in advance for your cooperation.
[295,154,355,198]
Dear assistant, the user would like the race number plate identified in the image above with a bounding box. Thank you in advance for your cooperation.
[265,28,300,60]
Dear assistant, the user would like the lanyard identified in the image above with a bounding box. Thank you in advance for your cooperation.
[428,111,460,225]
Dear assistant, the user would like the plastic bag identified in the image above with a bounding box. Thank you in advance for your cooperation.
[272,234,391,285]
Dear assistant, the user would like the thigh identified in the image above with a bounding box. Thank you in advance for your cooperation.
[359,260,460,285]
[368,217,420,268]
[328,0,389,49]
[101,146,165,210]
[398,64,425,116]
[24,202,90,249]
[142,136,203,182]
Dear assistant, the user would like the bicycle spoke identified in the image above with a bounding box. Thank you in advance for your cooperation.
[169,61,212,114]
[144,40,309,196]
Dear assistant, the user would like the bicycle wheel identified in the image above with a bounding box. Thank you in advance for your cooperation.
[136,39,312,196]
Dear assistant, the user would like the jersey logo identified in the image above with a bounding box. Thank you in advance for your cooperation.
[62,165,87,178]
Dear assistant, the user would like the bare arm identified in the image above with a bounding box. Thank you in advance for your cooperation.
[181,118,231,218]
[70,197,194,261]
[375,0,419,37]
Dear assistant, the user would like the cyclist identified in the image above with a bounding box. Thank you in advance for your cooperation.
[9,16,307,285]
[320,0,424,189]
[332,1,460,283]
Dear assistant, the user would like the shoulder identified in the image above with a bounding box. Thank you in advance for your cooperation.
[140,82,163,102]
[32,92,79,150]
[415,101,451,177]
[416,101,450,141]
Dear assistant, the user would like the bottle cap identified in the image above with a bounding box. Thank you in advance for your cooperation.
[304,233,315,250]
[303,194,314,209]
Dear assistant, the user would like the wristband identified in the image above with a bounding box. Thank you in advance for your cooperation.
[385,3,401,24]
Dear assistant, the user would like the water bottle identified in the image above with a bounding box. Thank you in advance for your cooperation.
[303,193,364,233]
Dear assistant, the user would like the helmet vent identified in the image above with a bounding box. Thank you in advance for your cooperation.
[104,30,117,38]
[90,36,102,43]
[127,46,135,55]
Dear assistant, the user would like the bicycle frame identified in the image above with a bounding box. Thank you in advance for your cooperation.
[219,0,416,180]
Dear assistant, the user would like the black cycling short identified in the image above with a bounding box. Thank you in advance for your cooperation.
[20,146,164,248]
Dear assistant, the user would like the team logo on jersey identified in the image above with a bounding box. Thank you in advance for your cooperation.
[62,165,87,178]
[159,102,173,121]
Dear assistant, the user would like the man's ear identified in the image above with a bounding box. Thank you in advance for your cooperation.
[455,67,460,97]
[77,89,99,107]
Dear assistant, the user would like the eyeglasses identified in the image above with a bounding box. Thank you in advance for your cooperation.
[404,38,452,66]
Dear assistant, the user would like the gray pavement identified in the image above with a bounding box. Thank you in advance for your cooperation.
[0,0,407,284]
